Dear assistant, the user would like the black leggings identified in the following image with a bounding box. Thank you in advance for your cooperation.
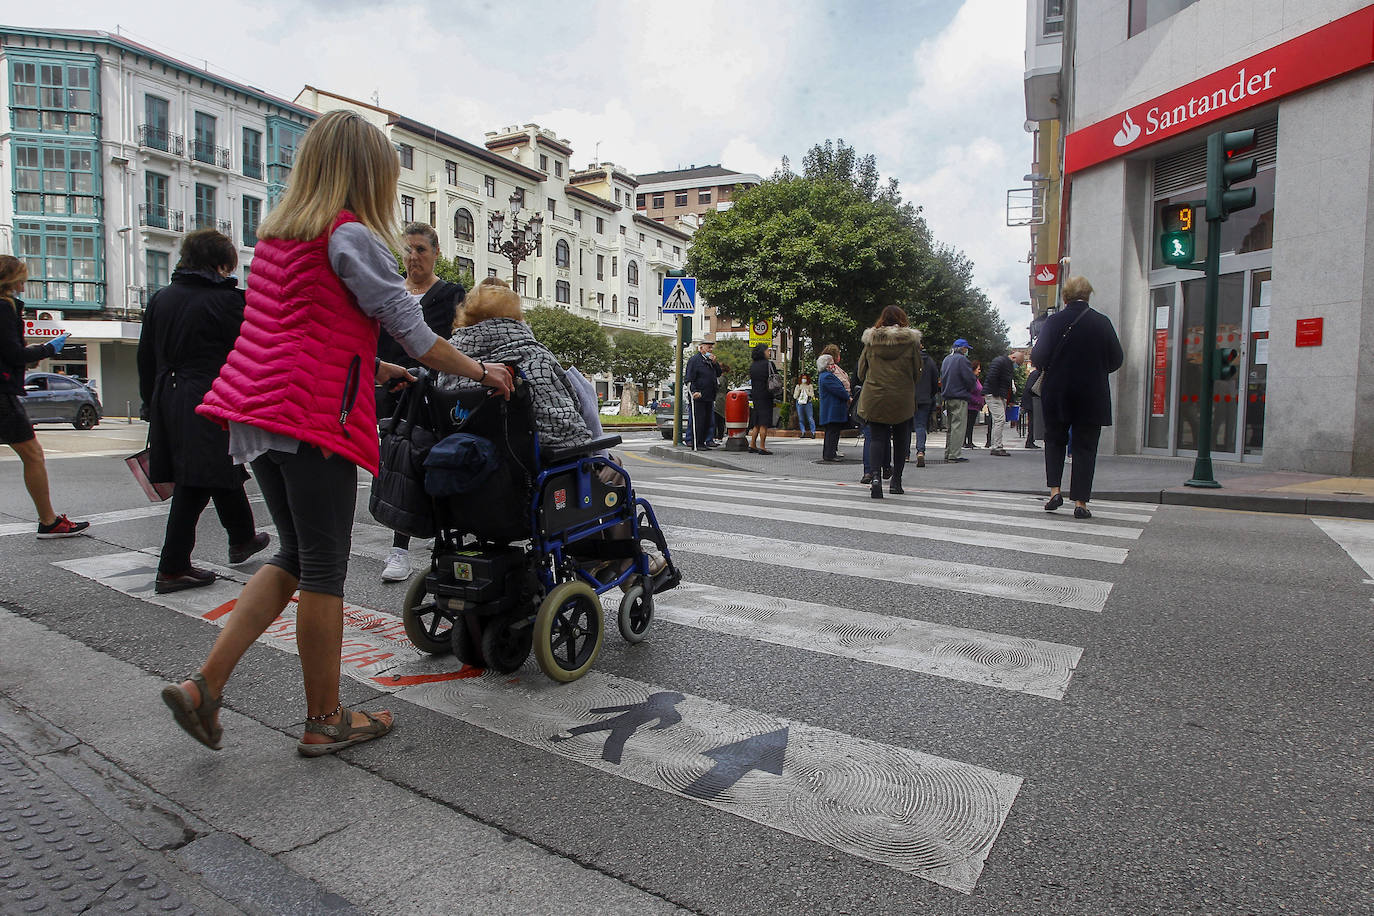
[867,420,912,482]
[1043,421,1102,502]
[251,445,358,597]
[159,484,256,574]
[822,423,845,460]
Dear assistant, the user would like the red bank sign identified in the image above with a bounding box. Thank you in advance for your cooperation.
[1065,6,1374,175]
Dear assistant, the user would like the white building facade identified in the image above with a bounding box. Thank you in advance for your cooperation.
[1032,1,1374,474]
[0,26,314,414]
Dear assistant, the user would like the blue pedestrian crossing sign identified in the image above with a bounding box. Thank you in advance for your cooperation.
[661,277,696,314]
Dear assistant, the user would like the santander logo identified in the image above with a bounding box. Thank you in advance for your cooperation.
[1113,112,1142,148]
[1035,266,1056,283]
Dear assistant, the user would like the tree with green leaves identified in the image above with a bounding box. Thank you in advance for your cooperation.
[434,254,474,292]
[609,330,673,410]
[525,306,611,373]
[710,338,754,389]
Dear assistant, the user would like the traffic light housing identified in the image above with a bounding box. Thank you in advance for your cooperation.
[1159,204,1196,265]
[1206,129,1257,222]
[1214,347,1239,381]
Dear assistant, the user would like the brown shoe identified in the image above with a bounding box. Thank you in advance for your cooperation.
[915,453,926,467]
[155,567,217,594]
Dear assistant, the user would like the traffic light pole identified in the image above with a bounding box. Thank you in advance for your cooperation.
[1186,215,1224,488]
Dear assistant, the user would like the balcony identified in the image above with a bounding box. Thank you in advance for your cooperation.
[192,140,232,169]
[139,204,184,233]
[243,159,264,181]
[137,125,184,157]
[192,213,233,235]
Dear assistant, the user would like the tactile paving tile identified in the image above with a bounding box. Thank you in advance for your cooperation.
[0,744,199,915]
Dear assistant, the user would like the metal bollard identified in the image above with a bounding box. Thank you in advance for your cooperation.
[126,401,132,424]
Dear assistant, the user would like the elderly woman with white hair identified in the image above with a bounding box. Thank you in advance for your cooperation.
[816,353,852,462]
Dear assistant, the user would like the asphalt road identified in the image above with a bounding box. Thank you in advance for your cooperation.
[1,424,1370,914]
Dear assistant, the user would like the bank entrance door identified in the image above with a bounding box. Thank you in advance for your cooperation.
[1144,265,1270,461]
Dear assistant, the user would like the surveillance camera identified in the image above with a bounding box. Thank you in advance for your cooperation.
[1059,256,1070,268]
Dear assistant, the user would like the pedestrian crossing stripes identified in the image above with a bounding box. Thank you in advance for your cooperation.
[664,526,1114,612]
[616,581,1082,699]
[55,549,1020,894]
[662,474,1157,524]
[638,479,1141,543]
[1314,518,1374,582]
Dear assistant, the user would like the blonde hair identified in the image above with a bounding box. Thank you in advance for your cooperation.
[256,110,400,244]
[1062,275,1094,302]
[0,255,27,312]
[456,276,523,327]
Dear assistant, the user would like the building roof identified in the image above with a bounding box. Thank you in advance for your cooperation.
[565,184,620,213]
[633,212,692,241]
[635,164,754,185]
[300,86,544,183]
[1,26,316,119]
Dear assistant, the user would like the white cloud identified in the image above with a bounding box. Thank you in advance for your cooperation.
[718,137,782,179]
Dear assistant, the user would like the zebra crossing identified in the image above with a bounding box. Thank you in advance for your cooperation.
[52,469,1157,895]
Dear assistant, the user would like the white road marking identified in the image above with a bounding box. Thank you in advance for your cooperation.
[665,526,1113,612]
[645,494,1130,564]
[619,582,1082,699]
[57,549,1021,893]
[1313,518,1374,581]
[636,480,1143,540]
[662,474,1158,520]
[660,475,1157,523]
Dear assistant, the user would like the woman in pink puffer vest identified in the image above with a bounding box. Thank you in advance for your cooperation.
[161,110,514,758]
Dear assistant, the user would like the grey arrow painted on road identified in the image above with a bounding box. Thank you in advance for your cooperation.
[682,726,789,799]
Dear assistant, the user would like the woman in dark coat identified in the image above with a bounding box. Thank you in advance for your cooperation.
[817,355,850,462]
[747,343,775,455]
[137,230,268,592]
[856,305,923,498]
[1029,275,1124,519]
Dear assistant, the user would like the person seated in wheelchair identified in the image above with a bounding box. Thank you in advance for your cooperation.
[436,278,663,578]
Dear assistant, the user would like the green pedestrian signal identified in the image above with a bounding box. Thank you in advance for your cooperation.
[1206,129,1257,222]
[1159,204,1196,265]
[1214,347,1239,381]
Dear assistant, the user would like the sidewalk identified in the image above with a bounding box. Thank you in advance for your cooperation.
[649,431,1374,519]
[0,610,688,916]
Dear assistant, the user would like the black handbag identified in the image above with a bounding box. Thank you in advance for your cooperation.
[369,376,438,539]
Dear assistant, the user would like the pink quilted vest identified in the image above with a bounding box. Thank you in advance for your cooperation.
[198,212,382,473]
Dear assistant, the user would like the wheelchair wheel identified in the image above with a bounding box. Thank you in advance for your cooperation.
[533,581,603,683]
[450,615,486,668]
[617,582,654,644]
[401,571,452,655]
[480,616,531,674]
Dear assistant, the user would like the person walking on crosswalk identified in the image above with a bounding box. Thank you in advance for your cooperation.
[160,110,514,757]
[856,306,923,498]
[1030,275,1123,519]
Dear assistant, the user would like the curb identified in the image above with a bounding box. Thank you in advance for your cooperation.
[645,446,1374,519]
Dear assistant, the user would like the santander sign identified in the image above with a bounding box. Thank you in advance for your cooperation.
[1066,6,1374,174]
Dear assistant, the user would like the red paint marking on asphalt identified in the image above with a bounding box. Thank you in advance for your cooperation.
[203,600,236,622]
[372,669,483,686]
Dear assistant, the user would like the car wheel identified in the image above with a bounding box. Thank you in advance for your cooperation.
[73,405,98,430]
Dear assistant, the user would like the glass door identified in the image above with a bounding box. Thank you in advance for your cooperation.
[1145,285,1175,450]
[1175,271,1245,457]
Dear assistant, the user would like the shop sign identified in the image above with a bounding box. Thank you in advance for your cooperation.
[1295,317,1323,348]
[1065,6,1374,175]
[23,320,68,340]
[1032,264,1059,285]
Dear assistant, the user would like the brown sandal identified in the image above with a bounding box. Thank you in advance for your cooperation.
[161,672,223,751]
[296,708,393,757]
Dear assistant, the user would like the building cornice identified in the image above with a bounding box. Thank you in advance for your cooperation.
[566,184,620,212]
[634,211,692,241]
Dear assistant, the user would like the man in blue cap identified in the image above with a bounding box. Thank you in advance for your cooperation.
[939,338,976,462]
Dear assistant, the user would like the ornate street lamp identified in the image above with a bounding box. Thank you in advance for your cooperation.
[487,192,543,291]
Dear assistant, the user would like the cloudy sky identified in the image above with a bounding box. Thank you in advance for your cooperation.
[12,0,1034,343]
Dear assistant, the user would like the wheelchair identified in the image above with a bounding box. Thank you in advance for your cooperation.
[398,371,681,683]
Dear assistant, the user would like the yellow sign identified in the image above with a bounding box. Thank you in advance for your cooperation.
[749,318,774,347]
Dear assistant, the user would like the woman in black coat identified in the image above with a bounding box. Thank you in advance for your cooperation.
[137,230,268,592]
[1029,275,1124,519]
[747,343,776,455]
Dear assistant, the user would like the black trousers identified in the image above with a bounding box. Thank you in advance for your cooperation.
[868,420,912,483]
[821,423,845,460]
[159,483,256,574]
[689,395,714,444]
[1043,421,1102,502]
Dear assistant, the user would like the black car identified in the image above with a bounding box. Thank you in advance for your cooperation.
[23,372,103,430]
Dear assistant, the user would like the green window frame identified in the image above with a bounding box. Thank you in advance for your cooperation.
[8,52,99,135]
[16,221,104,309]
[146,250,170,296]
[242,195,262,248]
[242,127,263,179]
[11,139,101,218]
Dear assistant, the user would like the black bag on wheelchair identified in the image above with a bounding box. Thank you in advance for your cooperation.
[424,377,537,544]
[369,381,438,539]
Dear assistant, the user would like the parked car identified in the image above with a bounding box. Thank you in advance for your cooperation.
[22,372,103,430]
[599,399,653,417]
[655,403,725,440]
